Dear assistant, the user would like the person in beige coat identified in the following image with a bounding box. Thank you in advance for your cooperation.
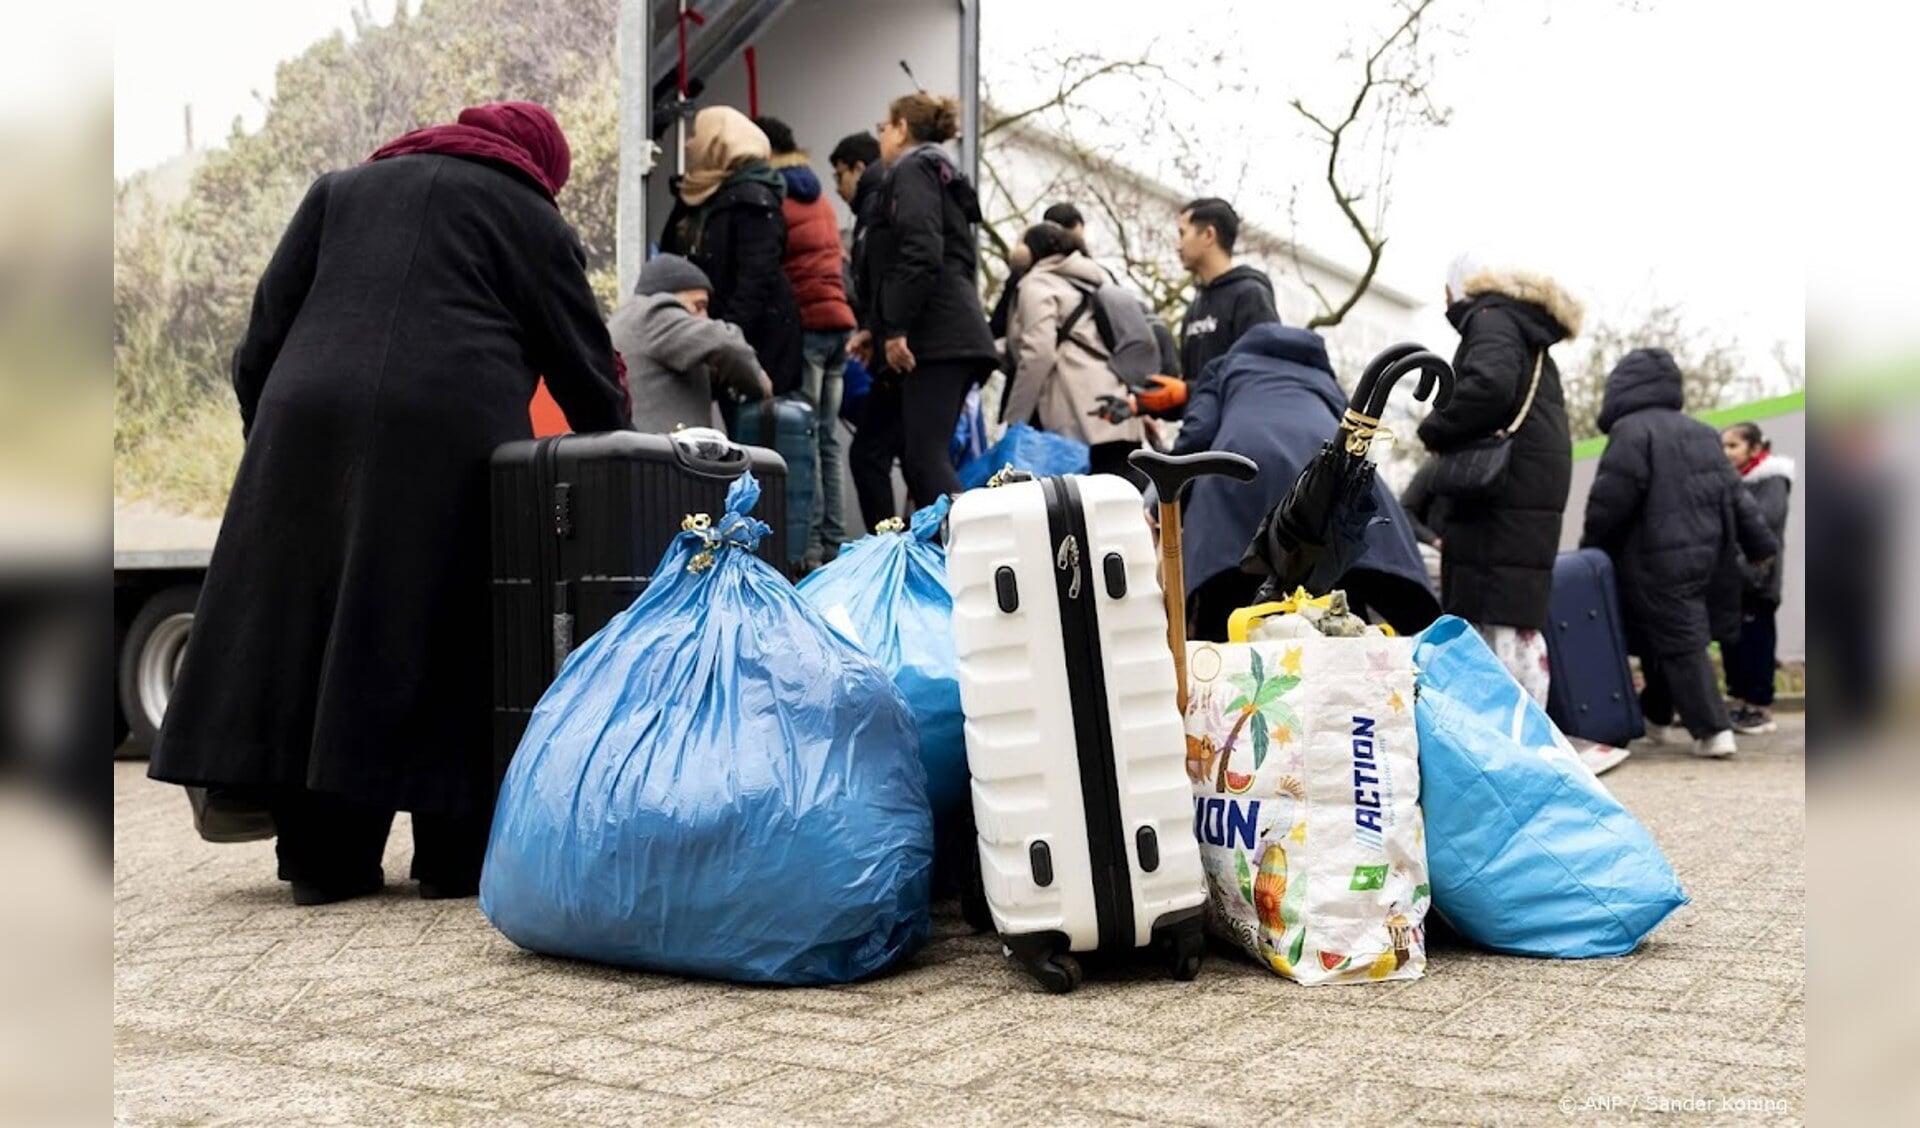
[1002,223,1145,480]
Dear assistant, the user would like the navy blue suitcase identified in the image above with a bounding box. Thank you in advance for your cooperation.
[730,394,817,567]
[1544,548,1645,747]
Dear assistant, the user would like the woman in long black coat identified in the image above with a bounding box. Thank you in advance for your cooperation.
[150,102,631,904]
[1416,255,1582,704]
[658,106,804,396]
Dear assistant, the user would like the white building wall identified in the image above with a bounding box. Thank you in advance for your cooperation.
[982,128,1425,392]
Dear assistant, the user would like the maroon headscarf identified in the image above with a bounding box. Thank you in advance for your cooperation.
[367,101,572,200]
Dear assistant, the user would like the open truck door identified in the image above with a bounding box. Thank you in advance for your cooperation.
[616,0,982,296]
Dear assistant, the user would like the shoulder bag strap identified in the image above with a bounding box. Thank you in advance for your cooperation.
[1497,350,1545,439]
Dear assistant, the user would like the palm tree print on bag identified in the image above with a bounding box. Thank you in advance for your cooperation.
[1214,647,1302,793]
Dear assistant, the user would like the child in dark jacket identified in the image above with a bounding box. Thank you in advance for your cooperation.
[1720,421,1794,734]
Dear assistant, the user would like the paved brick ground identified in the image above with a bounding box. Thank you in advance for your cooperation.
[115,719,1804,1125]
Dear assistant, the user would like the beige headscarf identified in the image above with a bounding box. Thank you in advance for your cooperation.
[679,106,770,207]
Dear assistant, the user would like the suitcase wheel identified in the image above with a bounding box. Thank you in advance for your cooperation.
[1028,952,1083,995]
[1004,933,1083,994]
[1158,916,1206,982]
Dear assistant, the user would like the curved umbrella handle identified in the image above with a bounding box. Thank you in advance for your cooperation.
[1351,342,1429,415]
[1365,350,1456,419]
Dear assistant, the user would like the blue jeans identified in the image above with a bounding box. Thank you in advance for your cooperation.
[800,330,850,558]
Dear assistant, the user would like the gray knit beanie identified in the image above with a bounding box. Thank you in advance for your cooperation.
[635,253,713,296]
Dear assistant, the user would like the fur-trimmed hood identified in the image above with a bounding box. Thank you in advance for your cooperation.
[1456,266,1585,339]
[767,150,822,203]
[1744,452,1796,484]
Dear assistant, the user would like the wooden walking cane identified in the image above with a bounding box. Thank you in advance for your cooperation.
[1129,450,1259,711]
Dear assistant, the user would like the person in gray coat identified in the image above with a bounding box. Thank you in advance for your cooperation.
[608,254,772,432]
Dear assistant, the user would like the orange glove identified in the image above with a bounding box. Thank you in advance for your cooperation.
[1135,375,1188,416]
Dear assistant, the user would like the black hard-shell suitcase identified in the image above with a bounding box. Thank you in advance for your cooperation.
[1544,548,1645,747]
[489,431,787,781]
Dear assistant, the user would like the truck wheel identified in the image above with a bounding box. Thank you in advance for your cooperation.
[117,585,200,756]
[113,614,131,755]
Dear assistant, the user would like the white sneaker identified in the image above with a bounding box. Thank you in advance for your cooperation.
[1576,742,1631,777]
[1693,730,1738,758]
[1646,723,1691,747]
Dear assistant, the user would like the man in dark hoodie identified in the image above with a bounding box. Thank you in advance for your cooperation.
[830,131,885,309]
[1581,347,1779,759]
[1174,197,1280,391]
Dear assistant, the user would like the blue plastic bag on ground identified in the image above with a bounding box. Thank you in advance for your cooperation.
[1412,616,1687,957]
[480,473,934,984]
[948,387,989,469]
[956,423,1089,489]
[796,496,965,821]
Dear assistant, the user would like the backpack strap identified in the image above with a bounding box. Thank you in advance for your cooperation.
[1055,278,1104,353]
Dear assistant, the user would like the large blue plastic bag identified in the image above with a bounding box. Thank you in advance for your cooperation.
[956,423,1089,489]
[1412,616,1687,957]
[480,473,935,984]
[797,496,965,821]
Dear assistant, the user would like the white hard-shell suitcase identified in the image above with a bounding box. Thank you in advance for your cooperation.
[948,472,1207,992]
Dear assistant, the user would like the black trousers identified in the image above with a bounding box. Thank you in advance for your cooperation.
[1640,649,1732,739]
[269,788,490,890]
[1724,607,1778,706]
[849,361,976,530]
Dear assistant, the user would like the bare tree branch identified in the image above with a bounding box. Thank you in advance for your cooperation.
[1290,0,1444,330]
[981,55,1172,138]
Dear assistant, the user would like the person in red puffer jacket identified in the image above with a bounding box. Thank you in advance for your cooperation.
[757,116,858,567]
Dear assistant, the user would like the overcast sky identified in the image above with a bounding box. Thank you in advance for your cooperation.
[106,0,1845,383]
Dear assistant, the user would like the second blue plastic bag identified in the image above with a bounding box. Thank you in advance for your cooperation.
[480,474,934,985]
[956,423,1089,489]
[1412,616,1687,957]
[948,387,989,469]
[797,496,966,821]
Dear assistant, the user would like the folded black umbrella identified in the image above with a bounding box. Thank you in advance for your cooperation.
[1241,343,1455,596]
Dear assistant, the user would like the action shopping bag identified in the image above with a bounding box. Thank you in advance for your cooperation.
[1184,592,1429,985]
